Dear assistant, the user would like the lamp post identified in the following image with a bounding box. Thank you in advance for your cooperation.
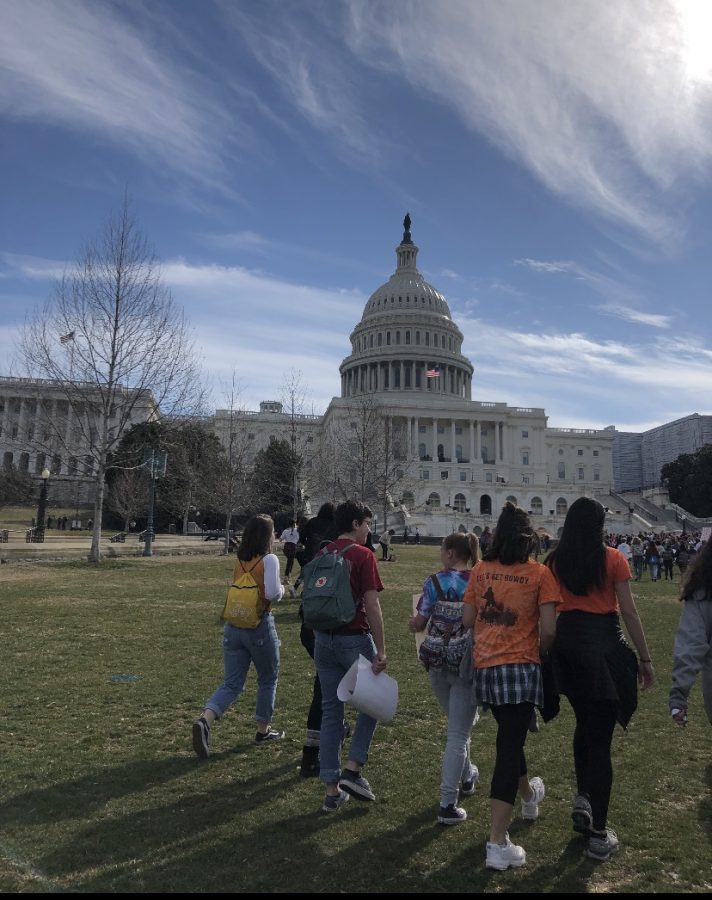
[142,448,168,557]
[36,467,50,543]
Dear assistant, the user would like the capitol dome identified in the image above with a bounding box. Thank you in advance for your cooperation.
[339,215,474,400]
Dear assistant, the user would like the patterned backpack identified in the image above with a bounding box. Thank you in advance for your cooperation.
[418,574,472,673]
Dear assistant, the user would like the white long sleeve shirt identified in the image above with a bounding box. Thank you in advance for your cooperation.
[262,553,284,602]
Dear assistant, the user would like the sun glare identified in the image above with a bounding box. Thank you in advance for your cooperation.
[677,0,712,82]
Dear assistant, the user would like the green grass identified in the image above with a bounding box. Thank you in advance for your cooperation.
[0,549,710,893]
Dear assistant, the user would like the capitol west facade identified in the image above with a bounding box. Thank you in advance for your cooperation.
[214,219,617,535]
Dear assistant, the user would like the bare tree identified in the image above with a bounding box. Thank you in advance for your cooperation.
[19,199,203,562]
[320,396,414,529]
[207,374,255,554]
[107,468,145,532]
[280,368,316,521]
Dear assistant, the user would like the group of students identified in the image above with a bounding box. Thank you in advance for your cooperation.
[189,496,712,872]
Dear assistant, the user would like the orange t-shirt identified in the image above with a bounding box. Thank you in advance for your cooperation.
[554,546,631,614]
[463,559,560,668]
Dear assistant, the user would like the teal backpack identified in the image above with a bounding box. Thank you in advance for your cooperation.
[301,543,357,631]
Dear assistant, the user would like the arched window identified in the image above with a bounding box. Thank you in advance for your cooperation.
[428,492,441,508]
[34,453,46,474]
[434,334,439,347]
[19,452,29,472]
[480,494,492,515]
[378,333,383,346]
[556,497,568,516]
[51,455,61,475]
[454,493,466,512]
[506,495,518,506]
[437,443,445,461]
[401,491,415,511]
[2,451,13,470]
[530,497,543,515]
[558,462,566,479]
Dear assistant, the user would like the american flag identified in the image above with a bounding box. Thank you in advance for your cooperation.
[426,366,440,378]
[59,331,75,344]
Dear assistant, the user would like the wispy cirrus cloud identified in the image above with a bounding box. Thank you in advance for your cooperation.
[0,0,239,189]
[597,304,672,329]
[343,0,712,246]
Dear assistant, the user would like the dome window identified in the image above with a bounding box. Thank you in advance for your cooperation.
[434,334,439,348]
[396,331,401,344]
[405,331,411,344]
[370,334,374,348]
[386,331,391,345]
[415,330,420,344]
[425,333,430,346]
[378,333,383,347]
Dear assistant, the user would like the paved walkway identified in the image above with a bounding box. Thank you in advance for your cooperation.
[0,531,228,561]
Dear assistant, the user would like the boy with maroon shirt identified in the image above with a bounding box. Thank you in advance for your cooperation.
[312,499,387,812]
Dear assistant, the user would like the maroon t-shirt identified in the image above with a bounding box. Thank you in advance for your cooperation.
[325,538,384,632]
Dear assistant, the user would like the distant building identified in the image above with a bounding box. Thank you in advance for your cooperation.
[613,414,712,492]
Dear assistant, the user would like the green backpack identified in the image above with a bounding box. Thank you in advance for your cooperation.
[301,544,357,631]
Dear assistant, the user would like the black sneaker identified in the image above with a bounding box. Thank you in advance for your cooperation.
[192,717,211,759]
[437,803,467,825]
[255,727,285,745]
[338,769,375,801]
[459,765,479,798]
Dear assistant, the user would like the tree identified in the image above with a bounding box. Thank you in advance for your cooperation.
[280,368,315,523]
[251,437,300,529]
[19,199,203,562]
[0,466,35,510]
[107,468,145,532]
[662,446,712,517]
[205,375,255,553]
[319,396,414,530]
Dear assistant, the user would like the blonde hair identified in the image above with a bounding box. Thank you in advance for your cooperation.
[442,531,481,566]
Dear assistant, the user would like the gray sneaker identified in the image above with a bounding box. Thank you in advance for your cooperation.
[322,789,350,813]
[587,828,620,861]
[338,769,375,801]
[572,794,593,835]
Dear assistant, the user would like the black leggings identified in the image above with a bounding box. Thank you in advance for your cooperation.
[300,624,322,733]
[490,703,534,804]
[568,696,618,831]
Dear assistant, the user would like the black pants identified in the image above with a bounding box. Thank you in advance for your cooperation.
[300,623,322,734]
[490,703,534,804]
[663,559,674,580]
[380,542,389,560]
[568,696,618,831]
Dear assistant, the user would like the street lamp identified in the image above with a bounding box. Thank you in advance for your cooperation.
[142,448,168,557]
[36,467,50,543]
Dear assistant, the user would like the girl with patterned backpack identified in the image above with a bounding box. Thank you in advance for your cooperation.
[409,532,481,826]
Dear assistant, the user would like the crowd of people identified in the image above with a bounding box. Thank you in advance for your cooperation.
[190,499,712,872]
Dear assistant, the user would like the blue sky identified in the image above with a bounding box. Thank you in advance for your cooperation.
[2,0,712,431]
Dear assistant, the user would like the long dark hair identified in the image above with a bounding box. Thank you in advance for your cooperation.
[237,514,274,561]
[545,497,606,595]
[443,531,481,566]
[485,502,535,565]
[680,539,712,602]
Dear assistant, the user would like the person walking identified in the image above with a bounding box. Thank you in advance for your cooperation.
[192,514,285,757]
[669,538,712,728]
[462,502,560,871]
[545,498,655,862]
[631,537,644,581]
[312,500,387,813]
[378,528,392,561]
[661,542,675,581]
[409,532,482,825]
[279,521,300,585]
[645,539,660,582]
[293,503,339,777]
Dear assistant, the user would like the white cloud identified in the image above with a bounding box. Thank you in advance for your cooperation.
[0,252,66,281]
[0,0,239,188]
[344,0,712,245]
[597,304,672,328]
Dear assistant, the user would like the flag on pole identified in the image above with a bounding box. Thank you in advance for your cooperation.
[59,331,75,344]
[426,366,440,378]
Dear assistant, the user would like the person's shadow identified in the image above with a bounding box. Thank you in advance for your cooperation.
[699,763,712,841]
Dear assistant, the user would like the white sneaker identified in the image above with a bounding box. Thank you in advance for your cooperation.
[485,834,526,870]
[521,776,545,820]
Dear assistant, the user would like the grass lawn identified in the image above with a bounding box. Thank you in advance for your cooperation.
[0,547,710,893]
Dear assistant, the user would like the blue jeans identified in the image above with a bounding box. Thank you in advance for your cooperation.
[632,556,644,580]
[314,631,378,785]
[428,669,480,806]
[204,615,281,724]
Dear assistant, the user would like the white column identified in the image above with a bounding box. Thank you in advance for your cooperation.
[432,418,438,461]
[17,397,27,442]
[451,420,456,461]
[408,416,414,457]
[469,420,475,462]
[495,421,500,462]
[399,361,404,390]
[476,421,482,462]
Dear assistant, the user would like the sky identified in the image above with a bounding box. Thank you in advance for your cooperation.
[2,0,712,431]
